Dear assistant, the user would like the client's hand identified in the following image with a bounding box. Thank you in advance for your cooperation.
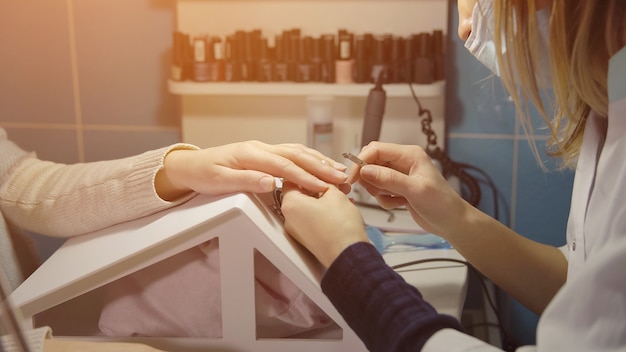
[157,141,348,201]
[281,181,369,268]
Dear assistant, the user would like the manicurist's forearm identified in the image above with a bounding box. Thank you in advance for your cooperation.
[444,202,568,314]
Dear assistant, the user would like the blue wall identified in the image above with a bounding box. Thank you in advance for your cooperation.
[444,2,574,346]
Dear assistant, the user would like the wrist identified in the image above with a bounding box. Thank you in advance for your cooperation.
[444,199,492,245]
[155,147,196,201]
[319,239,370,268]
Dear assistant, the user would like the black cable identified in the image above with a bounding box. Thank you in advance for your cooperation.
[407,82,483,207]
[391,258,501,327]
[390,258,520,351]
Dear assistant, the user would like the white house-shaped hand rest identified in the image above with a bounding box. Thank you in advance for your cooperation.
[10,193,367,351]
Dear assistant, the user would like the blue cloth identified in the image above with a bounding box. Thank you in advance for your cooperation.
[321,242,465,352]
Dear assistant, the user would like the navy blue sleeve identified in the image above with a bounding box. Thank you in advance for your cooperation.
[321,242,465,352]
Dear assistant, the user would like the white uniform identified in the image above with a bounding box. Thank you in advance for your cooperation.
[424,46,626,352]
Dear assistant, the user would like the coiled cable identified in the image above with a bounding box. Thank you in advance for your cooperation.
[408,82,482,207]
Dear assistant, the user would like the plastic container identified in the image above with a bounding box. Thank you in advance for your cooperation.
[305,96,335,157]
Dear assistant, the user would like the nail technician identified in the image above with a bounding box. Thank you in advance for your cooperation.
[281,0,626,351]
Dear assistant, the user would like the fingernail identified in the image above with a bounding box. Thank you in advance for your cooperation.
[259,176,275,192]
[333,169,349,180]
[333,161,347,171]
[361,165,376,179]
[316,179,329,189]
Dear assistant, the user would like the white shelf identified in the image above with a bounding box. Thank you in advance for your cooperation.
[168,80,445,98]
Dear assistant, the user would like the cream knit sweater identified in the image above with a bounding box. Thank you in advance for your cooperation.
[0,127,197,351]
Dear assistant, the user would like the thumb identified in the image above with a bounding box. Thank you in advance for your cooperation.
[360,164,412,196]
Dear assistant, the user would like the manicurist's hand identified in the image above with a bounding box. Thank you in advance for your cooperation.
[281,181,370,268]
[155,141,348,201]
[347,142,472,238]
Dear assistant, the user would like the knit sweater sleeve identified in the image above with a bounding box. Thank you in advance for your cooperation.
[0,327,51,352]
[321,242,465,352]
[0,128,199,237]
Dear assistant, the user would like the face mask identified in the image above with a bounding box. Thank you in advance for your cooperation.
[464,0,551,85]
[464,0,501,75]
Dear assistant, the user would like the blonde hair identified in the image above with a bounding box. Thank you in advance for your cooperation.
[492,0,625,168]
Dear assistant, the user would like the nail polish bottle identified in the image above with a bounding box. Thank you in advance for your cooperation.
[280,31,292,81]
[384,35,393,81]
[224,34,241,82]
[182,34,195,81]
[401,37,414,83]
[432,30,445,81]
[250,29,263,80]
[171,31,182,80]
[370,35,389,84]
[296,36,313,82]
[413,32,434,84]
[309,37,323,82]
[388,36,400,83]
[171,32,185,81]
[389,36,405,83]
[321,34,336,83]
[273,34,289,82]
[238,30,257,82]
[287,30,301,81]
[192,35,211,82]
[257,37,274,82]
[364,33,375,58]
[354,35,369,83]
[207,36,225,81]
[335,31,354,84]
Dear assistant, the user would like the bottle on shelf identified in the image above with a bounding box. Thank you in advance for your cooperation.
[207,36,225,82]
[335,29,354,84]
[257,37,274,82]
[171,31,186,82]
[224,34,242,82]
[273,34,289,82]
[413,32,435,84]
[192,35,211,82]
[432,29,445,81]
[295,36,313,83]
[309,37,323,82]
[354,35,369,83]
[321,34,336,83]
